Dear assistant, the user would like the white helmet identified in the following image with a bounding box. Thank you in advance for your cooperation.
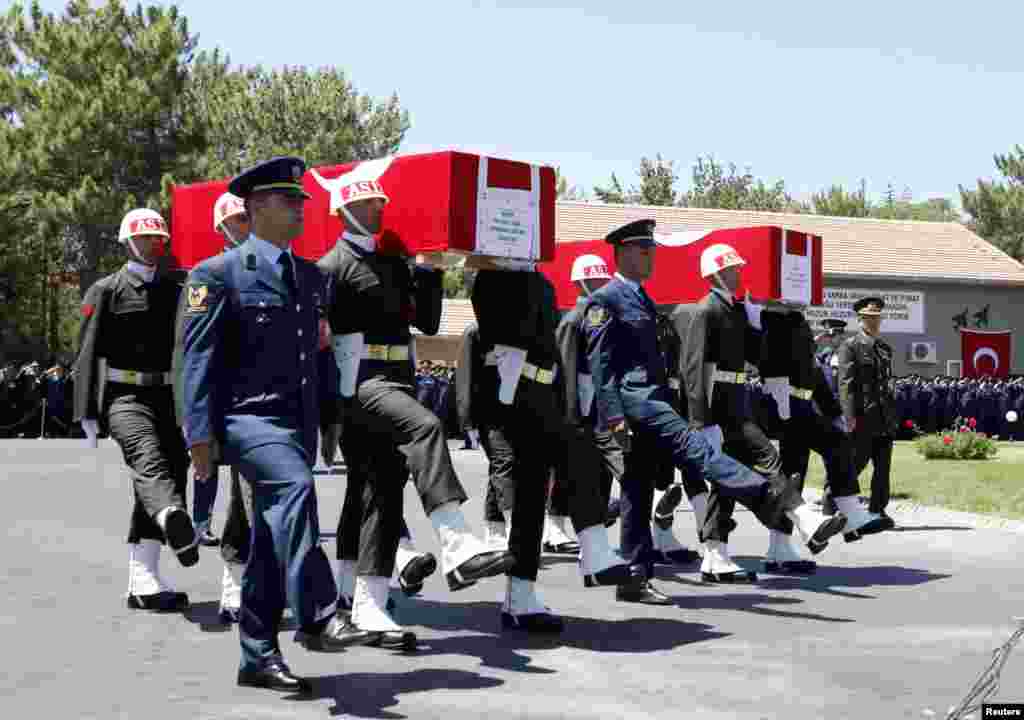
[118,208,169,245]
[213,192,246,232]
[700,243,746,279]
[571,254,611,283]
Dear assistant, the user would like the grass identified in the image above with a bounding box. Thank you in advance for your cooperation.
[802,441,1024,520]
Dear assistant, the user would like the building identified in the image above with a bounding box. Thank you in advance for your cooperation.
[414,201,1024,378]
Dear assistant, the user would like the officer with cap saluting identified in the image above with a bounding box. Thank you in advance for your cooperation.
[584,219,850,575]
[75,207,197,613]
[172,191,254,623]
[315,160,513,648]
[181,157,355,695]
[836,296,898,529]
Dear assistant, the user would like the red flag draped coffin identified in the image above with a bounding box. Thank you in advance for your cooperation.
[169,151,557,269]
[540,226,823,310]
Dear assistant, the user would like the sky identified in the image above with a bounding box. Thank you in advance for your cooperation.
[20,0,1024,205]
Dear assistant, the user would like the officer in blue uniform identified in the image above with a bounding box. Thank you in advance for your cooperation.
[181,157,355,695]
[815,319,846,398]
[583,220,850,568]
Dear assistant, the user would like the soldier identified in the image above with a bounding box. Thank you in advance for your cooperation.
[679,243,798,580]
[815,318,847,397]
[471,257,637,633]
[173,191,253,623]
[75,208,196,613]
[455,320,515,551]
[182,157,357,695]
[585,220,850,582]
[314,163,513,647]
[837,297,899,529]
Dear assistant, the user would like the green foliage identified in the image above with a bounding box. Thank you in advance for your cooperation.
[679,155,793,211]
[0,0,411,359]
[592,171,637,205]
[807,181,960,222]
[637,154,677,206]
[554,166,584,200]
[915,428,999,460]
[959,145,1024,261]
[810,183,871,217]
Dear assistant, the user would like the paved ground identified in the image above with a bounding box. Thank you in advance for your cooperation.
[2,440,1022,720]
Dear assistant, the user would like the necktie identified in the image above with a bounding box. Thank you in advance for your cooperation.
[278,252,296,295]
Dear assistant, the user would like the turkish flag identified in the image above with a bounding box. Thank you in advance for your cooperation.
[960,328,1012,378]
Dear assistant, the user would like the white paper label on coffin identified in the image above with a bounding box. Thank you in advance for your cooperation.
[779,229,812,306]
[475,157,541,260]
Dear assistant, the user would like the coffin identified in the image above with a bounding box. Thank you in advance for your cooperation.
[169,151,557,268]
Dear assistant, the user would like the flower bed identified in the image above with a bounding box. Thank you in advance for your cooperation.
[914,417,999,460]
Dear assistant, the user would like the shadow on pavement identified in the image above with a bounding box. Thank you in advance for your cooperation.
[890,525,973,532]
[289,668,505,719]
[399,598,730,665]
[181,600,300,633]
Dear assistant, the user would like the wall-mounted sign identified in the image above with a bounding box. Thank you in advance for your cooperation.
[805,287,925,334]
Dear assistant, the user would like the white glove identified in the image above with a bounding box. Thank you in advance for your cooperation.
[467,428,480,448]
[832,416,849,433]
[493,344,527,405]
[333,332,364,398]
[763,377,791,420]
[81,418,99,448]
[577,373,595,418]
[743,291,764,331]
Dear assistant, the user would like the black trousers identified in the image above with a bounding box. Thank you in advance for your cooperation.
[481,423,517,521]
[219,466,254,566]
[550,426,621,518]
[485,371,608,581]
[848,433,893,514]
[779,409,859,506]
[106,387,190,545]
[704,420,783,543]
[341,378,467,577]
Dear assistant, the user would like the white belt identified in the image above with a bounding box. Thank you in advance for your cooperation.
[668,378,681,390]
[713,370,747,384]
[484,352,558,385]
[790,387,814,401]
[107,367,171,386]
[363,344,410,362]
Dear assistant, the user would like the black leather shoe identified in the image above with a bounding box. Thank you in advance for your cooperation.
[878,512,896,530]
[198,529,221,547]
[399,553,437,597]
[763,560,817,575]
[700,569,758,584]
[295,616,376,651]
[447,550,516,591]
[542,540,581,555]
[584,562,643,588]
[807,514,848,555]
[844,516,891,542]
[501,610,564,633]
[653,484,683,526]
[604,499,622,527]
[164,509,199,568]
[616,578,672,605]
[652,548,700,565]
[126,590,189,612]
[366,629,418,651]
[237,661,311,694]
[219,605,240,624]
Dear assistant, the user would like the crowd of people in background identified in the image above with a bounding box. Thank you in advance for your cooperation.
[0,358,80,439]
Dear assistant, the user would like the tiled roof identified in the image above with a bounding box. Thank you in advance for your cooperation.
[555,201,1024,286]
[412,298,476,338]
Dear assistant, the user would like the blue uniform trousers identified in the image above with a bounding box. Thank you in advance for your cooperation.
[235,441,337,672]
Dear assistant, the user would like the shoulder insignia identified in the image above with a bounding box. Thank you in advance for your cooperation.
[586,305,608,329]
[185,284,210,314]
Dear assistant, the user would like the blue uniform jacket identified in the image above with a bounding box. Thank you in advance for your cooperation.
[180,238,324,465]
[583,276,667,430]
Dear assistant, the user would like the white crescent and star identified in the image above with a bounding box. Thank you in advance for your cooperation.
[972,346,1000,372]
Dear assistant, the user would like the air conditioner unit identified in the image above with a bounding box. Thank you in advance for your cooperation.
[908,341,938,364]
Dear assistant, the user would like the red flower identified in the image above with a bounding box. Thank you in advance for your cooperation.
[968,417,977,429]
[904,420,914,429]
[959,426,969,433]
[943,435,953,445]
